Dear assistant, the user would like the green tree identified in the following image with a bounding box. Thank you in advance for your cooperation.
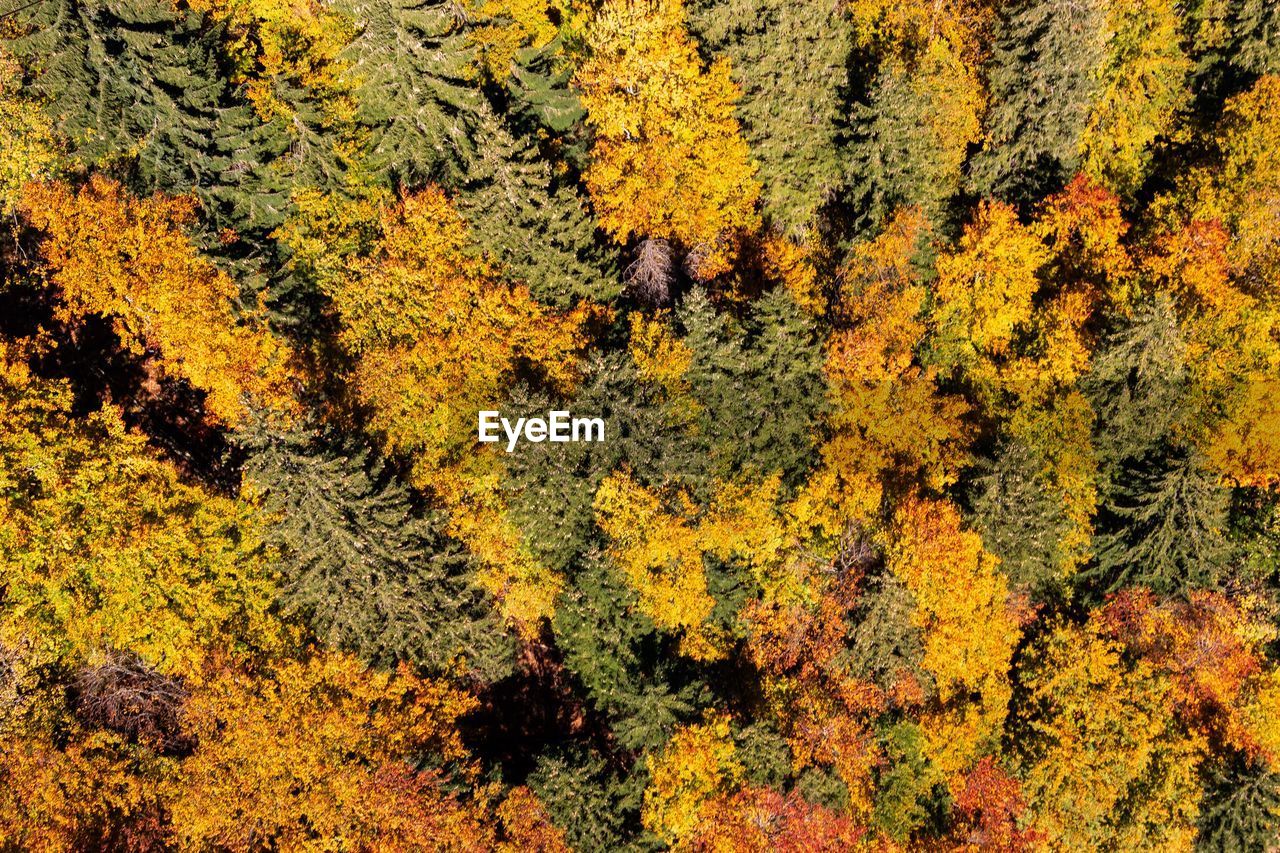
[239,422,516,682]
[687,0,851,236]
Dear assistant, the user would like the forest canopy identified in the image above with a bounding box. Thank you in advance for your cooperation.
[3,0,1280,849]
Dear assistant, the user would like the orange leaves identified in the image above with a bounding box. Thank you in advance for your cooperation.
[884,496,1020,779]
[20,177,297,425]
[1099,589,1280,763]
[172,652,485,850]
[575,0,760,277]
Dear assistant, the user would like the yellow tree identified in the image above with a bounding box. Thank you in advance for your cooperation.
[171,652,491,850]
[329,187,589,628]
[0,51,58,212]
[0,350,283,679]
[1015,621,1204,849]
[883,496,1021,782]
[574,0,760,279]
[593,468,793,660]
[1078,0,1190,195]
[20,177,297,425]
[641,712,743,845]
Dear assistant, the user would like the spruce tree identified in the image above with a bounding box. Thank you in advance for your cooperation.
[676,287,826,489]
[456,112,617,307]
[239,422,516,682]
[970,0,1111,206]
[687,0,851,236]
[1197,761,1280,852]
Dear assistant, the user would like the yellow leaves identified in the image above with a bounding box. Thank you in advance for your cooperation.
[823,208,970,493]
[884,496,1020,780]
[1079,0,1190,194]
[642,712,742,845]
[0,364,285,678]
[173,652,486,851]
[330,186,589,628]
[1016,621,1204,850]
[469,0,579,83]
[20,177,298,426]
[185,0,356,124]
[630,312,695,397]
[594,469,795,660]
[575,0,760,277]
[847,0,991,64]
[0,51,58,213]
[935,200,1048,359]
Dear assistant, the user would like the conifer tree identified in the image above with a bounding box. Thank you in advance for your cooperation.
[7,0,334,264]
[240,422,516,682]
[687,0,851,236]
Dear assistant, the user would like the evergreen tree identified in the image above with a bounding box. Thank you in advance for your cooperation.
[338,0,486,186]
[239,422,516,682]
[456,112,617,307]
[971,0,1111,206]
[552,557,706,753]
[7,0,348,311]
[1090,449,1232,595]
[676,287,827,489]
[1184,0,1280,103]
[969,439,1078,599]
[1197,760,1280,852]
[687,0,851,236]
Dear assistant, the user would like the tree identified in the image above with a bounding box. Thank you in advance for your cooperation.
[6,0,335,270]
[21,177,297,426]
[884,496,1020,781]
[239,421,516,682]
[686,0,851,236]
[0,354,283,678]
[975,0,1189,202]
[0,50,58,212]
[641,712,743,845]
[171,652,490,850]
[1197,761,1280,852]
[574,0,760,279]
[1013,621,1205,849]
[327,186,588,628]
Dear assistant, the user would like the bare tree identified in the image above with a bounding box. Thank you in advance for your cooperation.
[626,238,675,307]
[74,651,191,753]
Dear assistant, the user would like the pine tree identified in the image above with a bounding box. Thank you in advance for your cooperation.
[675,287,826,489]
[969,440,1078,599]
[687,0,851,236]
[1089,449,1232,595]
[456,111,617,307]
[1197,761,1280,852]
[337,0,486,186]
[6,0,336,263]
[240,421,516,682]
[971,0,1111,206]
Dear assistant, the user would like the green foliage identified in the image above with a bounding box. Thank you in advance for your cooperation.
[7,0,339,263]
[552,557,705,753]
[969,439,1078,599]
[1090,449,1232,595]
[1197,761,1280,852]
[338,0,484,186]
[972,0,1111,206]
[845,572,931,697]
[687,0,850,235]
[240,422,515,681]
[456,111,617,306]
[675,287,827,489]
[872,722,947,843]
[527,748,643,851]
